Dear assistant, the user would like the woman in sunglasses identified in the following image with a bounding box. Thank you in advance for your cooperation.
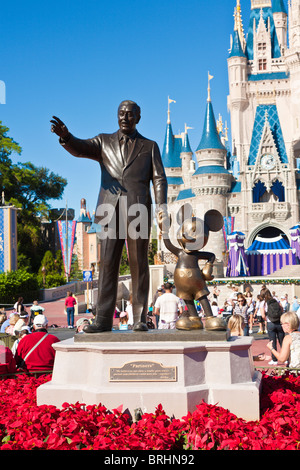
[233,294,249,336]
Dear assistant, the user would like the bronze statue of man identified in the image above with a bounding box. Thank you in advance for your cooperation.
[51,100,168,333]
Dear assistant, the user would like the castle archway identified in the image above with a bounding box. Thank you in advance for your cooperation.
[246,223,290,249]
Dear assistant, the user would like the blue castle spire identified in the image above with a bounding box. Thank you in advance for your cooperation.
[161,98,182,168]
[272,0,287,14]
[229,29,246,58]
[182,128,192,153]
[196,80,226,152]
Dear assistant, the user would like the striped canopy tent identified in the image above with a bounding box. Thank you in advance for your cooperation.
[290,224,300,260]
[246,235,297,276]
[226,232,250,277]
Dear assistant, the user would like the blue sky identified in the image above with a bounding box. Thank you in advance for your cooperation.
[1,0,254,218]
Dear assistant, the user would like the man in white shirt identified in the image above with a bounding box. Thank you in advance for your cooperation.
[154,283,183,330]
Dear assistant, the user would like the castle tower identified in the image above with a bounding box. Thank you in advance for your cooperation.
[192,76,233,263]
[226,0,299,250]
[227,2,248,165]
[159,0,300,278]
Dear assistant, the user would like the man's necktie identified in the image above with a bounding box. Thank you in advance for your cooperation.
[122,136,129,164]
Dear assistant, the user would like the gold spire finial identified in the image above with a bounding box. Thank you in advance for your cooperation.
[167,96,176,124]
[217,114,223,134]
[207,72,214,102]
[234,0,246,51]
[224,121,229,141]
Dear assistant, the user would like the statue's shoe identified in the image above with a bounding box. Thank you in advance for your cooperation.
[188,316,204,330]
[176,316,203,331]
[204,316,227,331]
[175,316,193,331]
[83,323,112,333]
[133,322,148,332]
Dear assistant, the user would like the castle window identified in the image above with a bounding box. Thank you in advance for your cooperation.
[253,180,285,203]
[258,43,266,51]
[253,180,266,203]
[271,180,285,202]
[258,59,267,71]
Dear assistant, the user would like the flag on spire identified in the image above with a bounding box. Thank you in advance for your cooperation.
[167,96,176,123]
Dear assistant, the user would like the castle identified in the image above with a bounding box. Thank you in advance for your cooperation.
[159,0,300,278]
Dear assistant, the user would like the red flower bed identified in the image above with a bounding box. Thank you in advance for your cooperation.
[0,372,300,450]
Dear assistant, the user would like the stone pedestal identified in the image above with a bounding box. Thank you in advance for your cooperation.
[37,330,262,421]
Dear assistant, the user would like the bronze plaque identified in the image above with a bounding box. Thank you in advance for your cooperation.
[109,361,177,382]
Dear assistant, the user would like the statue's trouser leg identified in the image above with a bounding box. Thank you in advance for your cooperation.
[95,203,151,329]
[95,234,125,330]
[127,235,150,325]
[199,296,213,317]
[184,300,197,317]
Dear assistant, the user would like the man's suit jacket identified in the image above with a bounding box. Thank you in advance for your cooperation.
[61,131,168,225]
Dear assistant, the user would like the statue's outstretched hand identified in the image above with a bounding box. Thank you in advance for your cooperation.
[157,207,170,235]
[50,116,69,139]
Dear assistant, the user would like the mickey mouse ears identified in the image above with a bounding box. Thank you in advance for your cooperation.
[176,204,224,233]
[204,209,224,232]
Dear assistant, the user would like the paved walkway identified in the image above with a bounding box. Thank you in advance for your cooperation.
[37,294,92,329]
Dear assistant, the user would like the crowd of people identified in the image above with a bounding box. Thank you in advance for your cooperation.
[142,281,300,368]
[212,284,300,368]
[1,281,300,374]
[0,299,60,375]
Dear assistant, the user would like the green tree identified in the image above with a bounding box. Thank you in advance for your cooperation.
[36,250,66,289]
[54,250,64,275]
[69,255,82,281]
[0,121,67,272]
[119,245,130,275]
[39,250,56,276]
[148,239,158,265]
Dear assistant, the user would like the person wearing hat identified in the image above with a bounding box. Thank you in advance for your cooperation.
[119,311,129,330]
[13,312,30,336]
[11,326,31,356]
[29,300,45,327]
[15,315,60,372]
[76,317,90,333]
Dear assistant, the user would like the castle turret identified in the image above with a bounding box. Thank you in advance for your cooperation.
[192,76,232,264]
[285,0,300,148]
[273,0,288,51]
[227,0,248,164]
[180,125,195,189]
[195,74,228,168]
[161,98,184,204]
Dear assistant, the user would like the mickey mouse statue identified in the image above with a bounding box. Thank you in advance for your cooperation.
[158,203,227,331]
